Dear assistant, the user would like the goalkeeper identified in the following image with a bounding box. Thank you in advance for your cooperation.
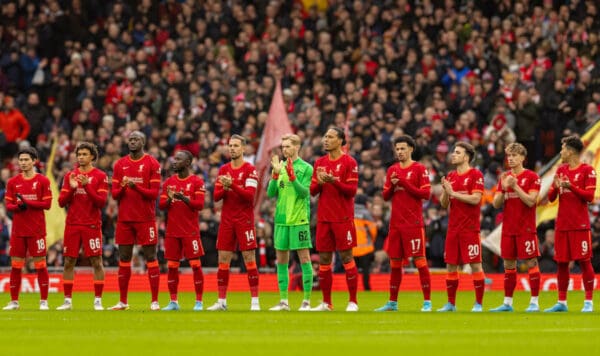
[267,134,314,311]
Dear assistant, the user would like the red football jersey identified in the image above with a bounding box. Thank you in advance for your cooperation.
[111,154,161,222]
[497,169,540,235]
[5,173,52,238]
[384,162,431,228]
[59,167,109,226]
[214,162,257,225]
[310,154,359,223]
[446,168,484,232]
[159,174,205,238]
[555,163,597,231]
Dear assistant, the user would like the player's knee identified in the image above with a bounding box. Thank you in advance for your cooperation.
[89,257,103,268]
[503,260,517,270]
[526,258,538,268]
[64,257,77,269]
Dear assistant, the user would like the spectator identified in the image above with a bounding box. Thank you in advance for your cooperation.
[0,94,30,160]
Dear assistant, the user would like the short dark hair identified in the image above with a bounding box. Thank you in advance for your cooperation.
[75,142,99,161]
[455,141,475,162]
[17,147,38,161]
[561,135,584,153]
[329,127,346,146]
[394,135,416,149]
[230,134,247,145]
[176,149,194,163]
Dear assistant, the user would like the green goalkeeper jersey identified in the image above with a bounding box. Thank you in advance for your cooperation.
[267,157,313,226]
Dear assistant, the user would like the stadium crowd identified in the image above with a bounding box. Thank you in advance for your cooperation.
[1,0,600,274]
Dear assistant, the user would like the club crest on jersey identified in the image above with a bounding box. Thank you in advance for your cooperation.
[336,164,341,172]
[463,178,470,185]
[406,172,413,179]
[32,182,38,189]
[186,183,191,191]
[574,173,580,182]
[520,178,527,186]
[238,172,244,180]
[139,164,145,172]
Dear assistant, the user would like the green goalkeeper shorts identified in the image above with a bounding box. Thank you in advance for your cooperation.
[274,224,312,250]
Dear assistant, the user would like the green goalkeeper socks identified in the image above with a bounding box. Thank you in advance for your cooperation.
[276,263,289,300]
[301,261,313,301]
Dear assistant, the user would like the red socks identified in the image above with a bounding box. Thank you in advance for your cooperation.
[446,271,459,305]
[245,261,259,298]
[190,260,204,302]
[217,263,230,299]
[118,261,132,304]
[504,269,517,298]
[319,264,333,305]
[389,260,403,302]
[343,260,358,304]
[529,266,540,297]
[167,261,180,301]
[34,260,49,301]
[147,260,160,303]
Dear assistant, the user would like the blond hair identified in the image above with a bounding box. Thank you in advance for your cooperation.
[281,134,301,147]
[505,142,527,157]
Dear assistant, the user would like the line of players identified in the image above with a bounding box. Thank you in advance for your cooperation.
[2,129,596,312]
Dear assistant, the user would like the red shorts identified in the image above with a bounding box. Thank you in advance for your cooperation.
[115,221,158,246]
[315,221,357,252]
[164,236,204,260]
[217,221,257,251]
[554,230,592,262]
[444,230,482,265]
[10,236,47,258]
[63,225,103,258]
[385,226,426,259]
[500,233,540,260]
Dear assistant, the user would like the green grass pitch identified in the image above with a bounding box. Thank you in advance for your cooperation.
[0,291,598,356]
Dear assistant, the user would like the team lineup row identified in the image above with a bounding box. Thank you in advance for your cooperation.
[1,129,596,313]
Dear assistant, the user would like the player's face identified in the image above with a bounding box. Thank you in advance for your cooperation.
[281,139,298,158]
[172,151,189,172]
[127,133,145,153]
[450,146,468,165]
[229,138,244,159]
[559,143,573,162]
[76,148,94,167]
[395,142,412,162]
[18,153,35,172]
[505,151,524,169]
[322,129,342,152]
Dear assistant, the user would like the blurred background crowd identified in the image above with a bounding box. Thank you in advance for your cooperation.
[1,0,600,275]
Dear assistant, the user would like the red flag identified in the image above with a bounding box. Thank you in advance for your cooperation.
[254,81,294,217]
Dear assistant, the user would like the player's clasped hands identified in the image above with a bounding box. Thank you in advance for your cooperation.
[441,176,454,195]
[271,155,282,173]
[554,174,571,189]
[69,174,79,189]
[77,174,90,186]
[316,167,335,183]
[218,174,233,190]
[390,172,399,186]
[286,159,296,181]
[121,176,135,188]
[500,172,516,190]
